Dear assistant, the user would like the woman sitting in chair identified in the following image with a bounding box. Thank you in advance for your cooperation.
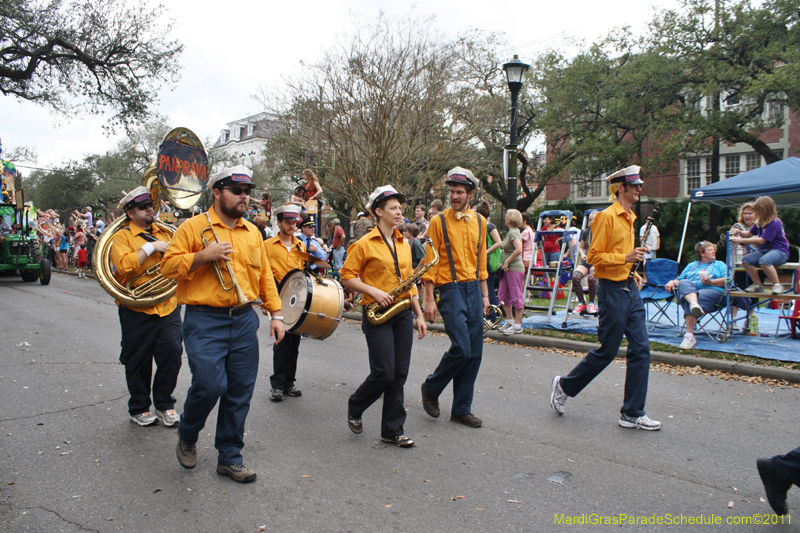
[665,241,748,350]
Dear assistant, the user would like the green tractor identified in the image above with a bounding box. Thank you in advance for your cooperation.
[0,203,51,285]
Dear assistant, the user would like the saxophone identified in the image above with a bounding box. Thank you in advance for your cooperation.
[366,237,439,325]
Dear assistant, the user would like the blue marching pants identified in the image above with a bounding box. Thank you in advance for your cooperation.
[178,306,260,466]
[560,279,651,418]
[425,280,484,416]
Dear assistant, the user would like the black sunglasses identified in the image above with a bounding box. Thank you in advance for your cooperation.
[222,186,254,196]
[136,202,154,210]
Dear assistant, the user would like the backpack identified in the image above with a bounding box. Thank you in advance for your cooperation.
[487,232,502,273]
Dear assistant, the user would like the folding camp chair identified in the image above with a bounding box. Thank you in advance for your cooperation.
[640,258,678,331]
[679,299,729,342]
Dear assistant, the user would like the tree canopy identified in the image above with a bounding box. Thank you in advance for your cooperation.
[0,0,183,131]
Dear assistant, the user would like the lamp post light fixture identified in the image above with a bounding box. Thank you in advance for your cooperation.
[502,54,530,209]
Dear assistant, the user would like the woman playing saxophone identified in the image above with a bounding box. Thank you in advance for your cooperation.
[340,185,427,448]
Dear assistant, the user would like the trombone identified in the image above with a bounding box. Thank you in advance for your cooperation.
[202,212,251,308]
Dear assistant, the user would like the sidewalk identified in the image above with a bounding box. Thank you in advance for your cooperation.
[342,311,800,384]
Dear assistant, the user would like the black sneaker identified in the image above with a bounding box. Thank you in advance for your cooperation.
[176,438,197,469]
[421,382,440,418]
[757,457,792,515]
[216,463,257,483]
[269,389,284,402]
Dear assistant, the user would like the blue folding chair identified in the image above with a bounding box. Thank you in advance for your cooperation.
[640,258,678,331]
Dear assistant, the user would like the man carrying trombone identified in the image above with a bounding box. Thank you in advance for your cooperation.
[162,165,285,483]
[112,186,182,428]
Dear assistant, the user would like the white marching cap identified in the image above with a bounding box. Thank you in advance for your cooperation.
[118,186,152,210]
[207,164,253,189]
[446,166,479,191]
[274,204,302,220]
[605,165,643,185]
[367,185,406,216]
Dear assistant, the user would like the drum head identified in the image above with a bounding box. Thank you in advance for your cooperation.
[280,270,311,328]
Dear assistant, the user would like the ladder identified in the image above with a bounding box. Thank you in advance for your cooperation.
[523,210,574,323]
[558,209,596,328]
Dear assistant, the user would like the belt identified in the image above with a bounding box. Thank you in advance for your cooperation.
[599,278,628,286]
[190,304,253,317]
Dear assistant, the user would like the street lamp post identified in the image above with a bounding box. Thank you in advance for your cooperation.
[502,54,529,210]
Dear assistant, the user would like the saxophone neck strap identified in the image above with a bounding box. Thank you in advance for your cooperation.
[378,227,401,281]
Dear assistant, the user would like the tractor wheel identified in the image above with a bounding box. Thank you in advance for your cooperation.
[40,260,51,285]
[20,269,38,282]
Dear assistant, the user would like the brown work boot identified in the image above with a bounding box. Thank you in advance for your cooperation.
[421,382,440,418]
[450,413,483,427]
[176,438,197,469]
[216,463,257,483]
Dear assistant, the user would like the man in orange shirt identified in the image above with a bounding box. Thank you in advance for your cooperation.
[420,167,489,428]
[549,165,661,430]
[111,186,182,428]
[162,165,285,483]
[265,205,306,402]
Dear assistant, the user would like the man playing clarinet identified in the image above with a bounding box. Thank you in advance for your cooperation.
[549,165,661,431]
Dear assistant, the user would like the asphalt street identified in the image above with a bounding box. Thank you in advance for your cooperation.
[0,273,798,532]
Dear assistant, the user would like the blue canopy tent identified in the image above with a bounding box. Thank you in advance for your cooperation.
[677,157,800,263]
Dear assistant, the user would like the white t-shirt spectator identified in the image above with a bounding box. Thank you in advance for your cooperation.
[640,224,660,260]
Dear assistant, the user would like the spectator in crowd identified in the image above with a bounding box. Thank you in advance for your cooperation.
[731,195,790,295]
[95,214,105,234]
[520,213,535,274]
[76,244,88,278]
[73,207,93,229]
[665,241,749,350]
[302,169,323,234]
[72,225,86,267]
[475,201,503,323]
[428,199,443,221]
[352,212,375,242]
[640,217,660,260]
[404,223,426,270]
[536,215,561,265]
[497,209,525,335]
[413,204,428,240]
[290,185,306,206]
[252,216,268,240]
[328,219,345,250]
[730,203,759,328]
[57,227,69,271]
[572,210,599,315]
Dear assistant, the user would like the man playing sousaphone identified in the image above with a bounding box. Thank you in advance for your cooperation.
[265,204,307,402]
[161,164,285,483]
[111,186,182,428]
[340,185,427,447]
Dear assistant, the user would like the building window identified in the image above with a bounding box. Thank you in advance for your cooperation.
[725,155,740,179]
[705,157,714,185]
[575,178,603,198]
[239,126,246,139]
[247,124,254,136]
[767,102,784,121]
[223,131,229,143]
[773,149,784,160]
[746,154,761,172]
[686,158,701,192]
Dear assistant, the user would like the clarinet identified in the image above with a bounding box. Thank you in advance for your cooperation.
[622,202,659,292]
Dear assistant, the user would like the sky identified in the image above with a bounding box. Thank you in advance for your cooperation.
[1,0,682,173]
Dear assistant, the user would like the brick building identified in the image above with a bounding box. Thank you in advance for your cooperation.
[545,105,799,210]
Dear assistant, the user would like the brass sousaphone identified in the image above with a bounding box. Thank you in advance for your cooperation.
[93,127,208,307]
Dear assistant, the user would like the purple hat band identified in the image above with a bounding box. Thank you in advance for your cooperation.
[626,173,641,183]
[230,173,251,183]
[133,193,151,204]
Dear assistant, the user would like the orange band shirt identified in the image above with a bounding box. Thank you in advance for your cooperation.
[160,207,281,312]
[264,234,306,283]
[422,208,488,286]
[109,219,177,317]
[340,226,418,306]
[586,201,637,281]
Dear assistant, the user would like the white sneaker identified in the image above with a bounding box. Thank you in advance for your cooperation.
[619,413,662,431]
[156,409,180,427]
[130,412,158,426]
[690,303,704,318]
[549,376,567,415]
[503,323,523,335]
[679,333,696,350]
[497,322,513,333]
[772,283,784,295]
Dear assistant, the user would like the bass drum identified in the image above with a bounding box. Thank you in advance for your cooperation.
[279,269,344,340]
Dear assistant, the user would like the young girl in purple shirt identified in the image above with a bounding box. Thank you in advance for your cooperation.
[730,196,790,295]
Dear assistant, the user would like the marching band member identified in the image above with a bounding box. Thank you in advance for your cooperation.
[549,165,661,431]
[265,205,306,402]
[420,167,488,428]
[111,186,182,427]
[341,186,427,447]
[161,165,284,483]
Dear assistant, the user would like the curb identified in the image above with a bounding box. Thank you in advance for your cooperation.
[342,312,800,384]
